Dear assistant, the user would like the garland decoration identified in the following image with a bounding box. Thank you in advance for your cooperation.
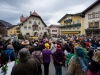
[14,59,20,65]
[1,64,8,75]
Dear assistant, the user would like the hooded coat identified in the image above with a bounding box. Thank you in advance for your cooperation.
[53,49,65,66]
[31,51,43,65]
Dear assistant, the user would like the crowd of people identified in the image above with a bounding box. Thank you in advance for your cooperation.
[0,35,100,75]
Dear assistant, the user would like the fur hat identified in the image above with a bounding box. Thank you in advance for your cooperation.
[21,40,29,45]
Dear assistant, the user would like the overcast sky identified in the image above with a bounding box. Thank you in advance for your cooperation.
[0,0,96,25]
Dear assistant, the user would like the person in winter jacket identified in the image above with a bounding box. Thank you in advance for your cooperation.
[53,44,65,75]
[68,46,87,75]
[42,43,51,75]
[11,48,38,75]
[87,50,100,75]
[1,45,15,65]
[31,46,43,75]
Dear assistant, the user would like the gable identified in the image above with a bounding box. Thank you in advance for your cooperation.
[82,0,100,14]
[20,15,47,27]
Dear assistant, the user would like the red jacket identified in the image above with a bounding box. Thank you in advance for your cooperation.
[85,42,89,48]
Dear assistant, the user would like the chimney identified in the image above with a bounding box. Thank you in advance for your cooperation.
[21,15,23,17]
[30,11,32,15]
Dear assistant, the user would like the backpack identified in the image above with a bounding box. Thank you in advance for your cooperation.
[1,51,10,64]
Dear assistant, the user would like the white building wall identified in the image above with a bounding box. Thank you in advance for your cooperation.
[84,3,100,29]
[20,16,47,36]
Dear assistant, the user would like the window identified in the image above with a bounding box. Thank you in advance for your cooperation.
[24,26,27,30]
[17,31,20,33]
[77,27,80,29]
[89,15,93,19]
[89,23,93,28]
[29,21,31,24]
[28,26,31,30]
[95,13,99,18]
[42,27,44,30]
[94,22,99,28]
[38,22,40,25]
[52,30,57,32]
[77,20,80,23]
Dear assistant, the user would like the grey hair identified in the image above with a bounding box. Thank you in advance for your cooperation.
[18,48,30,59]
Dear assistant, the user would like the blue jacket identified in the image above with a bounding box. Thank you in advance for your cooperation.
[2,48,15,61]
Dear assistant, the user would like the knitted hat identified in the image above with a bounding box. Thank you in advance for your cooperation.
[45,43,50,49]
[56,45,61,49]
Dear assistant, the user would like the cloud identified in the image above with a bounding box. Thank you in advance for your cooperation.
[0,0,96,25]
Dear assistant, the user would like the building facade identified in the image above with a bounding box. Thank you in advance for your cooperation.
[58,13,84,36]
[82,0,100,36]
[48,25,60,37]
[20,11,48,37]
[7,25,20,36]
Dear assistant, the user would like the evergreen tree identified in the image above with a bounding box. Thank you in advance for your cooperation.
[18,33,24,39]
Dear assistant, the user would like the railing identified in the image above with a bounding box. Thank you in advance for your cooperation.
[60,29,81,31]
[59,23,81,28]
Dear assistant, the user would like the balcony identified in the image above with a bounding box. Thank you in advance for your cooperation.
[59,23,81,28]
[60,29,81,31]
[59,25,66,28]
[64,19,72,23]
[71,23,81,27]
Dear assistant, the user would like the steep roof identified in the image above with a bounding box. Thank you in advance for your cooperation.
[20,15,27,22]
[0,20,12,28]
[49,25,60,28]
[20,11,47,27]
[58,13,84,23]
[82,0,100,14]
[31,11,40,16]
[7,25,19,29]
